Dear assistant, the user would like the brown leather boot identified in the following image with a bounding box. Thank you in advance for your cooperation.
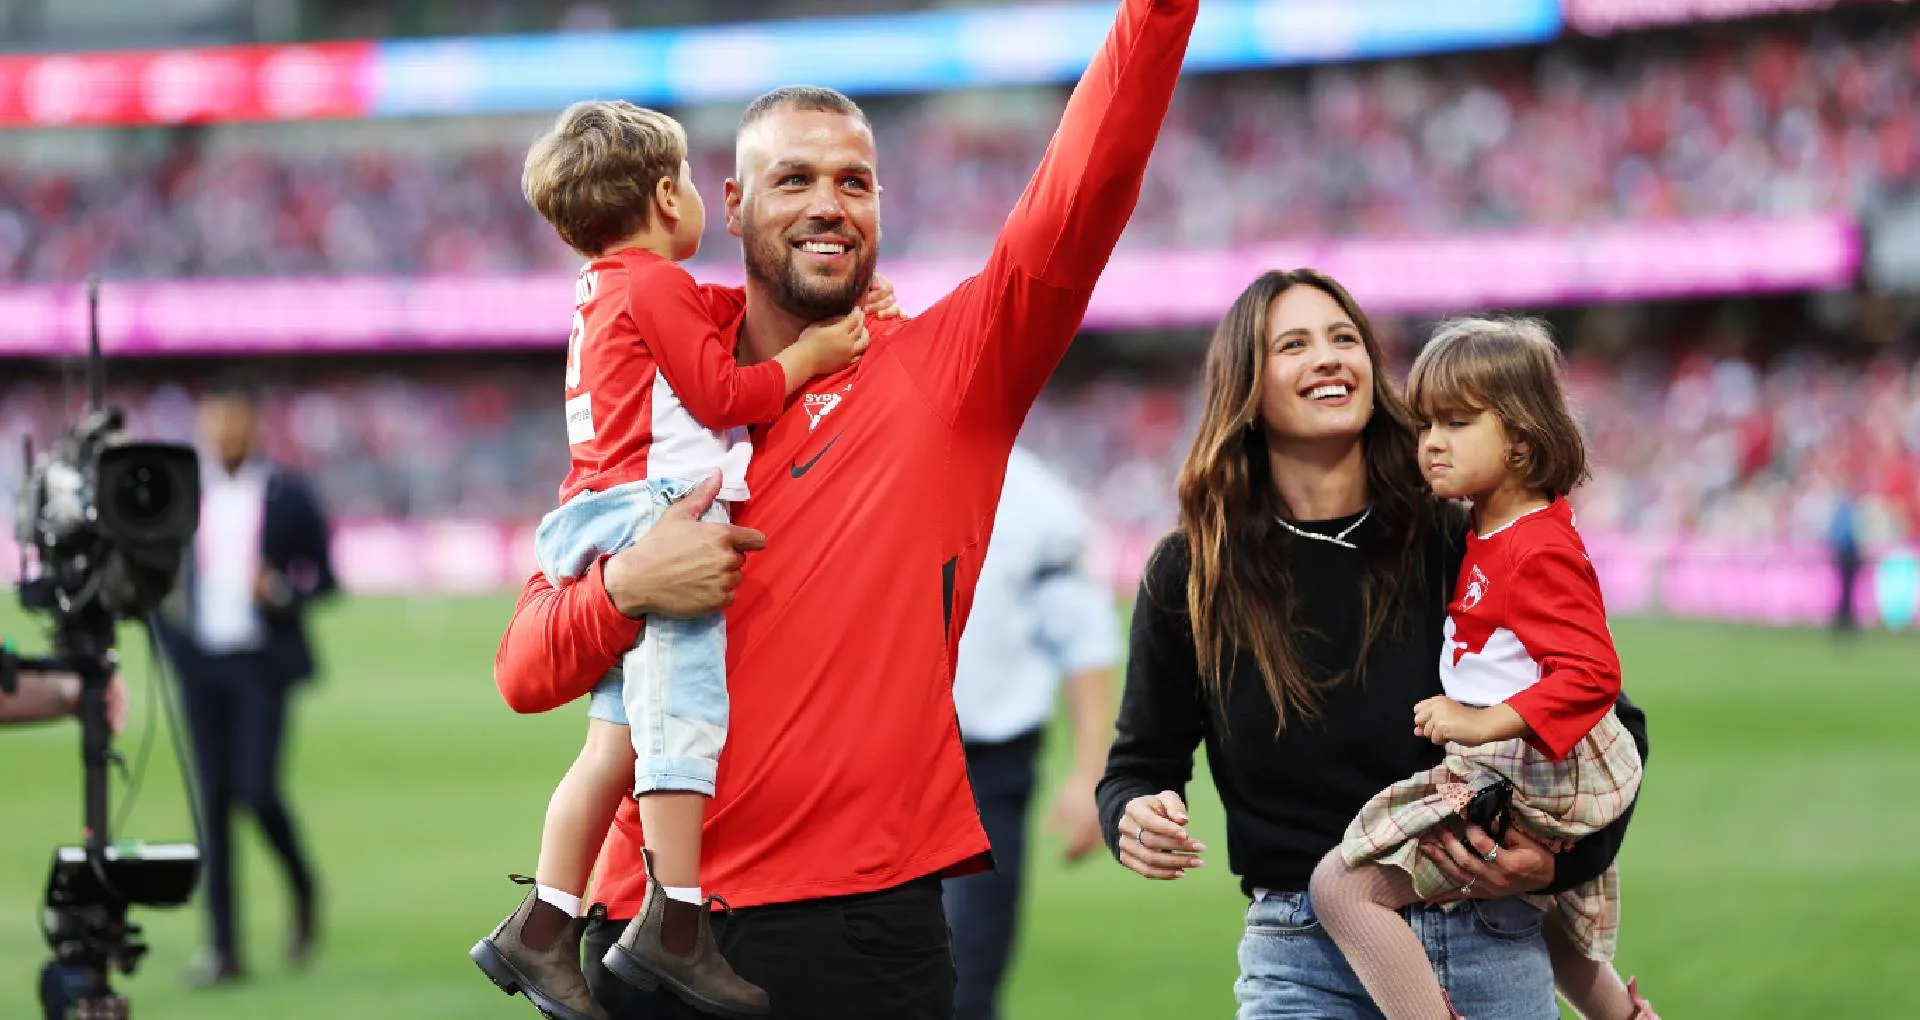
[600,850,769,1018]
[470,875,611,1020]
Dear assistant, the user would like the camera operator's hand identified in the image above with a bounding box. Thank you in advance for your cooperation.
[0,671,81,726]
[0,670,128,731]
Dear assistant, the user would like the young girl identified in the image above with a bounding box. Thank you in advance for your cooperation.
[1308,317,1657,1020]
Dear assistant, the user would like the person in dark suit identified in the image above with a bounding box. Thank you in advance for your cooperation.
[154,372,335,988]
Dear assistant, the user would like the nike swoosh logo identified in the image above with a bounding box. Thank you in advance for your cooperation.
[789,435,841,479]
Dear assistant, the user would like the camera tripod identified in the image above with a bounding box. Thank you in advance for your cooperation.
[9,625,195,1019]
[10,625,135,1018]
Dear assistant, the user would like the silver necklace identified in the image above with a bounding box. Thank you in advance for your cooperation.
[1275,507,1371,550]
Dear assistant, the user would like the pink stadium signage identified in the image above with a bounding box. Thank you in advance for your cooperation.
[0,215,1858,357]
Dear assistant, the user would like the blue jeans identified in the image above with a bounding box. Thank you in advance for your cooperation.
[534,477,729,797]
[1235,889,1557,1020]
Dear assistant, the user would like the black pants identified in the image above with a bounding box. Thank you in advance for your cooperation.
[1835,547,1863,632]
[179,653,315,964]
[942,731,1042,1020]
[583,876,954,1020]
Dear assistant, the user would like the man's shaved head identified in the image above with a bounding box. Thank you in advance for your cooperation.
[734,85,871,178]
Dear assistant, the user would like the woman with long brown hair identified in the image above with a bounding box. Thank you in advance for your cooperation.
[1095,270,1649,1018]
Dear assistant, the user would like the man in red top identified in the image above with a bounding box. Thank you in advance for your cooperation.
[495,2,1199,1015]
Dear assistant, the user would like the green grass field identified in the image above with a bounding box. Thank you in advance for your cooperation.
[1,595,1914,1019]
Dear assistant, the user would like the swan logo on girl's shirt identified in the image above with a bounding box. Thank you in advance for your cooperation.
[1460,565,1490,611]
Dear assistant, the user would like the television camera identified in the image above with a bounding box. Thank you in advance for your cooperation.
[2,279,203,1019]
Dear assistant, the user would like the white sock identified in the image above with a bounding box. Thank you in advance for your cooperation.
[536,885,582,917]
[662,885,703,904]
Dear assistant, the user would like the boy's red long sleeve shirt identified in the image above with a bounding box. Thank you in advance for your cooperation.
[559,250,783,503]
[496,0,1199,915]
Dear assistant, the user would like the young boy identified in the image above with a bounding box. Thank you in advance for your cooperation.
[471,100,871,1020]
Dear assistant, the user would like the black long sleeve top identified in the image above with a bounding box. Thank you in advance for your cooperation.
[1096,505,1648,897]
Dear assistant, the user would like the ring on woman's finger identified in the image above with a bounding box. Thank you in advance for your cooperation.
[1484,844,1501,864]
[1460,879,1475,895]
[1134,828,1150,850]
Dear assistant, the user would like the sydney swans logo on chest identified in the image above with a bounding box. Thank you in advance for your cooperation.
[804,382,852,432]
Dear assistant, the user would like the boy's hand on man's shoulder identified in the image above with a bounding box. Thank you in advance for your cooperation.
[864,273,904,320]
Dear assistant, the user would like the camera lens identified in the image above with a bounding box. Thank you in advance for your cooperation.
[112,463,174,525]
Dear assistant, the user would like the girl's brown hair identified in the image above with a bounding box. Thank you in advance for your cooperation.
[1407,317,1591,496]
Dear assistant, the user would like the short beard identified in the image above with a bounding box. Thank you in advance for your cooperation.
[742,221,876,321]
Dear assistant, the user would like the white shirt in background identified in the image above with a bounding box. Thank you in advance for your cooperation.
[194,458,269,654]
[952,446,1122,744]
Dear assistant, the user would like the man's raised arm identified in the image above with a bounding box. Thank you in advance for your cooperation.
[1000,0,1197,295]
[898,0,1198,429]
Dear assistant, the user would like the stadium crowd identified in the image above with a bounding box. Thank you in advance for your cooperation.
[2,11,1917,281]
[3,319,1914,547]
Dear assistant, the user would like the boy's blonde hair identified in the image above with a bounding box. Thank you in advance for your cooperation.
[1407,316,1592,496]
[523,100,688,257]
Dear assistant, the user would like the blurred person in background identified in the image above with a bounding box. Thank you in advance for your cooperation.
[945,445,1119,1020]
[1830,486,1864,634]
[1099,270,1650,1019]
[154,372,337,989]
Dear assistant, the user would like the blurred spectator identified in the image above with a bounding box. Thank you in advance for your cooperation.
[1831,486,1866,631]
[151,373,332,989]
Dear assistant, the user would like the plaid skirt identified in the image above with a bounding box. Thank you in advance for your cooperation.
[1337,708,1643,961]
